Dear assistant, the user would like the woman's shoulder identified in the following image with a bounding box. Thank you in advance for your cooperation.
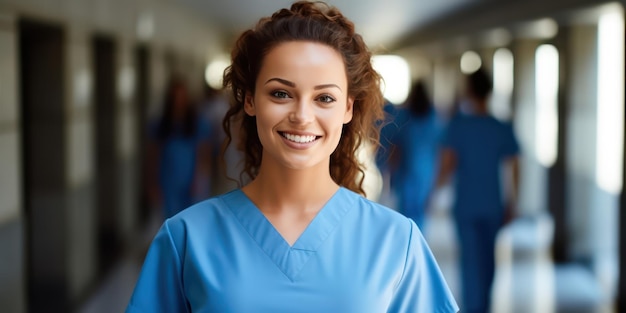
[341,187,416,230]
[166,190,240,227]
[341,189,424,259]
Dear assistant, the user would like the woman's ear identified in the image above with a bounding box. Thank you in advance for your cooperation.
[343,97,354,124]
[244,93,256,116]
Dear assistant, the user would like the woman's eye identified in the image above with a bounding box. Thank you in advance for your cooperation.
[271,91,290,99]
[318,95,336,103]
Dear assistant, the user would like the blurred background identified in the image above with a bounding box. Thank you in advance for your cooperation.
[0,0,625,312]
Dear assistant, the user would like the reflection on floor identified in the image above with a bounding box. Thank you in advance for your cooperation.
[77,259,141,313]
[77,205,612,313]
[424,206,610,313]
[77,213,161,313]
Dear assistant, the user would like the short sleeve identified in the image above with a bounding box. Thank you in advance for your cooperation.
[502,122,520,157]
[126,221,189,313]
[387,220,459,313]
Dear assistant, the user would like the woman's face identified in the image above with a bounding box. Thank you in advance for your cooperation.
[244,41,353,171]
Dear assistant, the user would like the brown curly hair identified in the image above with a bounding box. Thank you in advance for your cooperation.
[222,0,384,196]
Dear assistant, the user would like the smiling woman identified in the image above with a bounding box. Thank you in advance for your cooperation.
[125,1,459,312]
[243,41,353,178]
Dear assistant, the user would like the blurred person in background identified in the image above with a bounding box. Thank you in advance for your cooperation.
[375,99,406,208]
[127,1,458,312]
[198,82,240,195]
[391,80,443,229]
[146,75,213,220]
[436,68,520,313]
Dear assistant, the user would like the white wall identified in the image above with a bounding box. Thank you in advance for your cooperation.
[565,24,598,262]
[0,9,24,313]
[513,39,548,216]
[564,20,620,301]
[0,7,20,227]
[433,57,459,114]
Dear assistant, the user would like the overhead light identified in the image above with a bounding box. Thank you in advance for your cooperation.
[205,55,230,90]
[137,12,154,41]
[518,18,558,39]
[484,28,512,47]
[372,55,411,105]
[460,51,482,74]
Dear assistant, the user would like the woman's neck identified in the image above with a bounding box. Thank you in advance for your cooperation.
[242,160,339,215]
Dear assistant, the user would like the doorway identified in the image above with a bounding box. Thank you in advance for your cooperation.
[92,35,121,277]
[19,18,68,312]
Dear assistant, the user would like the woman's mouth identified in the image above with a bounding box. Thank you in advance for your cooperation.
[279,132,320,143]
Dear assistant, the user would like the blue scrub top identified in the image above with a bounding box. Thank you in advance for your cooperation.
[441,113,519,219]
[126,187,458,312]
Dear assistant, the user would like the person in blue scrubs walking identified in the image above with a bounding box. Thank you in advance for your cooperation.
[437,68,520,313]
[147,76,213,219]
[392,80,443,229]
[127,2,458,312]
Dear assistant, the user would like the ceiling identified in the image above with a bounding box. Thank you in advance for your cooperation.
[178,0,614,53]
[177,0,477,50]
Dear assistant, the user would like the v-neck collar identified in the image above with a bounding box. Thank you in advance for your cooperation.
[221,187,355,281]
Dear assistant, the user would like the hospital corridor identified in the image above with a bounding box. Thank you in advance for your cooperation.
[0,0,625,312]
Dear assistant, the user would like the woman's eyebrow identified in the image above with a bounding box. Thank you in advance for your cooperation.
[314,84,342,91]
[265,77,295,87]
[265,78,342,92]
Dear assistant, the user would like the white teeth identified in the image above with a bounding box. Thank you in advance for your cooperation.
[283,133,317,143]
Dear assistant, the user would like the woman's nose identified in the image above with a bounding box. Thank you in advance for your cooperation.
[289,100,315,124]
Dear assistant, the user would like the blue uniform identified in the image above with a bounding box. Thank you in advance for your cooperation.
[127,187,458,312]
[442,114,519,218]
[441,113,519,313]
[393,109,443,228]
[152,117,212,218]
